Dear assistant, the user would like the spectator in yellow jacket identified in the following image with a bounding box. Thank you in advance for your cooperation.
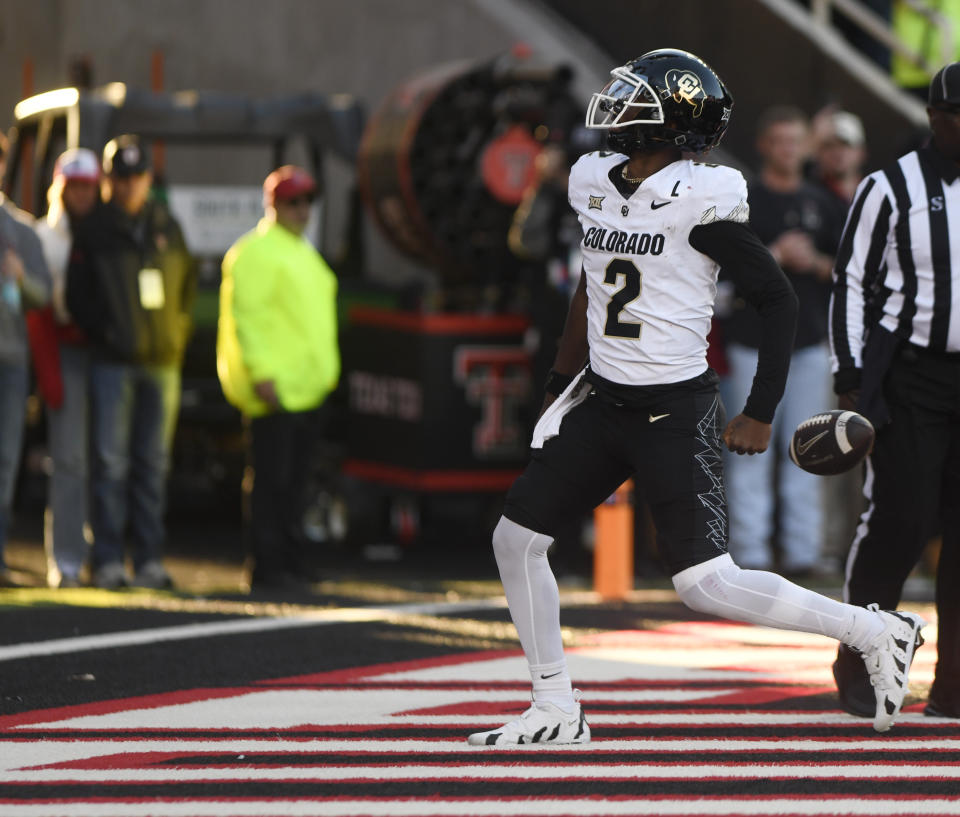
[891,0,960,98]
[217,165,339,591]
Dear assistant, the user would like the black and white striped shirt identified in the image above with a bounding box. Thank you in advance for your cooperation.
[830,145,960,387]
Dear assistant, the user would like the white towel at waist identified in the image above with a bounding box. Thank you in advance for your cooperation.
[531,368,591,449]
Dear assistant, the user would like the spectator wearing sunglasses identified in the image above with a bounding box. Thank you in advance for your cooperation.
[217,165,340,592]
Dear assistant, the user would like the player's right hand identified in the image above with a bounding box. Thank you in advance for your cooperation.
[723,413,771,455]
[838,391,859,412]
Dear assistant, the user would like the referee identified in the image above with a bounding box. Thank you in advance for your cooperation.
[829,63,960,720]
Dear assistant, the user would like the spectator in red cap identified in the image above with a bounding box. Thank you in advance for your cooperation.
[34,147,101,586]
[218,165,340,592]
[263,165,317,210]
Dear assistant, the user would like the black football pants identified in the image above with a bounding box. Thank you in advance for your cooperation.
[246,408,321,582]
[503,373,729,575]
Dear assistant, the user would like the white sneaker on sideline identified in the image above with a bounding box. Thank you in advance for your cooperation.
[861,604,926,732]
[467,690,590,746]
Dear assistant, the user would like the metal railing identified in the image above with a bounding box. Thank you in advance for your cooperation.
[810,0,954,73]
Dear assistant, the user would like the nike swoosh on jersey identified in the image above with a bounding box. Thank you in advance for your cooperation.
[649,413,670,422]
[796,429,830,455]
[650,201,672,209]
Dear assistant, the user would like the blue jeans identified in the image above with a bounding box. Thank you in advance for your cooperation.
[89,361,180,571]
[0,361,28,565]
[44,344,91,581]
[723,342,830,571]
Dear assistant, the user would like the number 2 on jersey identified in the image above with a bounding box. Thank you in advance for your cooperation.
[603,258,642,339]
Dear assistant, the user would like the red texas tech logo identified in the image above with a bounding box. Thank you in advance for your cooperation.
[454,346,531,459]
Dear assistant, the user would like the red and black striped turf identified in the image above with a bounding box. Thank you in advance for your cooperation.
[1,584,956,816]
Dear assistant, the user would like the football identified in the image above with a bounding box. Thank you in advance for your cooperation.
[789,409,875,476]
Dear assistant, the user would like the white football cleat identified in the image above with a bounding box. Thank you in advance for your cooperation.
[467,690,590,746]
[861,604,926,733]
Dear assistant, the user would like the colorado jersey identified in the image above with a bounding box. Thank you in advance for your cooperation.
[569,151,749,385]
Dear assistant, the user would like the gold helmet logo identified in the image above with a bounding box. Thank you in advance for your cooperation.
[665,69,705,117]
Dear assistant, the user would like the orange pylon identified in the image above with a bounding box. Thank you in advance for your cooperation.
[593,480,633,600]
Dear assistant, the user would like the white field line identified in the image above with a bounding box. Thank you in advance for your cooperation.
[27,712,917,727]
[11,712,944,730]
[0,598,509,662]
[343,712,937,725]
[10,712,956,734]
[2,797,960,816]
[5,764,960,782]
[6,737,960,769]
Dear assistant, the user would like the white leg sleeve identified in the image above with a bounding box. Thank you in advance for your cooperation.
[672,554,882,649]
[492,516,565,667]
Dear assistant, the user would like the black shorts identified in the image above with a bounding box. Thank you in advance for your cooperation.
[503,370,729,575]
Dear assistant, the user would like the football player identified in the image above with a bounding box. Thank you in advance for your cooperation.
[468,48,925,745]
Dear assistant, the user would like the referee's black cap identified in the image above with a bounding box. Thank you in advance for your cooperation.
[929,63,960,105]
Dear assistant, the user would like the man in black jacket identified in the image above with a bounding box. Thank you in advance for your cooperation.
[66,134,196,589]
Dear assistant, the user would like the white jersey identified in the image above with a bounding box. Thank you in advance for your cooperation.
[568,151,749,385]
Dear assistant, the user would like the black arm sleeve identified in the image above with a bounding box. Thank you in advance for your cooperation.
[689,220,798,423]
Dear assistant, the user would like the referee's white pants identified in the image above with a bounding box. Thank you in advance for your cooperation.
[722,342,830,572]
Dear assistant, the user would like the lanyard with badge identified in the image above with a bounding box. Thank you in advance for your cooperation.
[134,208,165,310]
[138,267,165,309]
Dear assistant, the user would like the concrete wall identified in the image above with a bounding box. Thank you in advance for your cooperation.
[0,0,610,286]
[0,1,523,115]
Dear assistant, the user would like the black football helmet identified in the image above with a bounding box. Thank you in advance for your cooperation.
[585,48,733,155]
